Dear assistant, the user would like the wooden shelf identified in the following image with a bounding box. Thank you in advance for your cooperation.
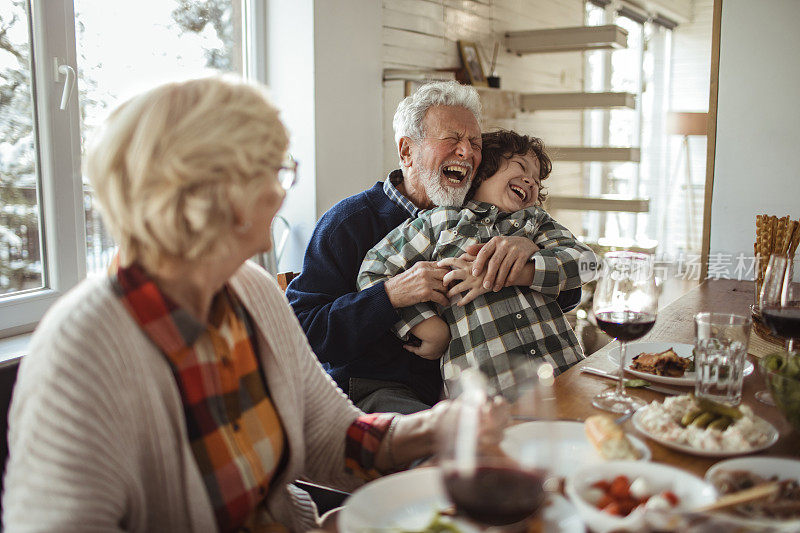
[519,92,636,111]
[550,147,640,162]
[505,25,628,55]
[546,195,649,213]
[474,87,519,120]
[382,68,457,82]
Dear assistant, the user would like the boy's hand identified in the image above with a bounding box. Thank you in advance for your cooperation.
[438,256,490,306]
[404,337,448,360]
[406,316,450,359]
[466,236,540,292]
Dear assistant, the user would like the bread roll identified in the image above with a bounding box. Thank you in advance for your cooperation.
[585,415,642,460]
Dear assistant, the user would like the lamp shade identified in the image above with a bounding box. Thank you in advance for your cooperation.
[667,111,708,136]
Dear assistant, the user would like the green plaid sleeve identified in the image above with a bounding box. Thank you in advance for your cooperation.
[529,213,597,296]
[357,215,440,340]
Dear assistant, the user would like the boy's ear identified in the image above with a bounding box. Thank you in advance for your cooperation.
[398,137,414,168]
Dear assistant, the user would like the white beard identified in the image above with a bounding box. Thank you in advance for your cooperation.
[419,168,471,207]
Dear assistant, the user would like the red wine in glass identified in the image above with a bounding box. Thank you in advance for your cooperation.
[443,465,547,526]
[595,311,657,342]
[761,307,800,340]
[592,251,657,413]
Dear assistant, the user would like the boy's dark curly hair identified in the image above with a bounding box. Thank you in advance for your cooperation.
[466,129,552,205]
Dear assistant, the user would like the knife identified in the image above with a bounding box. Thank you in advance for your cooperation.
[580,366,682,396]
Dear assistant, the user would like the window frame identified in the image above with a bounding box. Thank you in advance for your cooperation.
[0,0,267,338]
[0,0,85,337]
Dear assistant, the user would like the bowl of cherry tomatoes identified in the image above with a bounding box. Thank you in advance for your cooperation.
[565,461,716,533]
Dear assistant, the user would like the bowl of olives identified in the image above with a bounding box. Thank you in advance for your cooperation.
[762,352,800,432]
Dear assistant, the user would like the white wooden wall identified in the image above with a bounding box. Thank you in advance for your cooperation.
[382,0,586,231]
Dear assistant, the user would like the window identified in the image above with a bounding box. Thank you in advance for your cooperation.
[1,1,44,298]
[582,2,674,252]
[0,0,263,337]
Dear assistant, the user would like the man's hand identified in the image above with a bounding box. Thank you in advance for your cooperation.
[437,255,490,306]
[466,236,540,292]
[383,261,450,308]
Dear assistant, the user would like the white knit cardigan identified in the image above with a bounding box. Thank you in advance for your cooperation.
[2,262,366,532]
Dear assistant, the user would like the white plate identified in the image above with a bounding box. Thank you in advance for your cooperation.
[501,420,651,478]
[631,405,779,457]
[339,467,584,533]
[705,457,800,531]
[607,341,754,386]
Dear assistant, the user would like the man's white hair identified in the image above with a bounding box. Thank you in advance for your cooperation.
[392,81,482,164]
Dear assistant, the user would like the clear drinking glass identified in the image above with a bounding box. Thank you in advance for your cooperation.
[592,252,658,413]
[439,363,555,530]
[694,312,751,406]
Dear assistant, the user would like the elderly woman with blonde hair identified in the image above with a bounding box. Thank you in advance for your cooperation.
[1,77,467,532]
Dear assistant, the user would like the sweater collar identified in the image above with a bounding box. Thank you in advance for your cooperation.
[383,170,421,218]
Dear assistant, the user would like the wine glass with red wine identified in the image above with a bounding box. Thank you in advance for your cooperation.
[761,255,800,355]
[440,362,555,530]
[592,251,658,413]
[756,254,799,404]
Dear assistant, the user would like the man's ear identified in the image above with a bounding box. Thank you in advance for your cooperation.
[398,137,414,168]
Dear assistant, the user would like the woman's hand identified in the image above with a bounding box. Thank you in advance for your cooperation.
[437,255,490,306]
[466,236,540,292]
[377,396,511,472]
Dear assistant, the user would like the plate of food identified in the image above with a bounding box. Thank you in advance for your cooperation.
[631,394,778,457]
[705,457,800,531]
[607,341,755,386]
[501,420,651,478]
[338,467,584,533]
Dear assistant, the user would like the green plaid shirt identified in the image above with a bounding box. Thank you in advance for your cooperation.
[357,201,595,397]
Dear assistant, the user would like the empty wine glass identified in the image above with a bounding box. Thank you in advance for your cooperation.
[592,251,658,414]
[757,254,800,404]
[439,362,555,530]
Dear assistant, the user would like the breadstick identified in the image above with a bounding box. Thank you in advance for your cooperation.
[782,220,796,254]
[776,216,788,254]
[790,220,800,258]
[767,216,777,254]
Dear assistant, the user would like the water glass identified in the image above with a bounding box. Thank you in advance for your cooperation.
[694,312,752,406]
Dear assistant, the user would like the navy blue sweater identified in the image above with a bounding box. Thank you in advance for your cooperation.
[287,179,581,405]
[286,181,442,405]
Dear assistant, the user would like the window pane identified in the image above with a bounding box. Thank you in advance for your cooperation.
[74,0,243,274]
[0,0,44,296]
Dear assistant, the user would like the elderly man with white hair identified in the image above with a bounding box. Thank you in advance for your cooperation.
[287,81,580,414]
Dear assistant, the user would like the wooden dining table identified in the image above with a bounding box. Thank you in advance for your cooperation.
[324,278,799,532]
[555,278,799,478]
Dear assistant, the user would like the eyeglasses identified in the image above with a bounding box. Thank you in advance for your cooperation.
[277,154,298,190]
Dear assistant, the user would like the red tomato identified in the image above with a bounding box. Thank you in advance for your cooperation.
[617,498,639,516]
[608,476,631,499]
[602,502,623,516]
[596,494,614,510]
[662,490,680,506]
[591,480,611,492]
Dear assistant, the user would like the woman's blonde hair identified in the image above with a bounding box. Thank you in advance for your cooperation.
[84,76,289,271]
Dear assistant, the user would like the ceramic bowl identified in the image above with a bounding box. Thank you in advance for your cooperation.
[565,460,716,533]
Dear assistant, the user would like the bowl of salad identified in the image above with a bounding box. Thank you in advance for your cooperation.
[565,460,716,533]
